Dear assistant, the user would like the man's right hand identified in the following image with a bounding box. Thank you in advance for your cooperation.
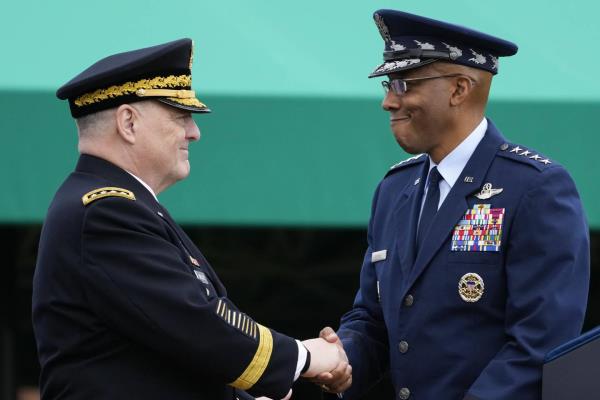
[300,337,349,379]
[306,327,353,394]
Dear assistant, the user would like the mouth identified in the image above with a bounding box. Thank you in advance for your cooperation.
[390,115,410,124]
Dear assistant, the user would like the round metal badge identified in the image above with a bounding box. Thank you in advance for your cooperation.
[458,272,485,302]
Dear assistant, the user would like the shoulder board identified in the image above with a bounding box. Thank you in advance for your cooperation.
[82,187,136,206]
[386,154,426,176]
[497,143,555,171]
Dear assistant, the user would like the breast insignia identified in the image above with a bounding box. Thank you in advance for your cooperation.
[81,187,136,206]
[475,183,503,200]
[458,272,485,302]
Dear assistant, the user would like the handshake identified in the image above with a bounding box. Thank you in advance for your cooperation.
[301,327,352,393]
[258,327,352,400]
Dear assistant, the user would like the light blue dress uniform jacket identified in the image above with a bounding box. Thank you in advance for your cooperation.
[334,120,589,400]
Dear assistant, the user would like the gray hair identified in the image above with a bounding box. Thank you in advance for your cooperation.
[75,108,115,138]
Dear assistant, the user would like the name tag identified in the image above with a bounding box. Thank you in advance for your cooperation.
[371,250,387,262]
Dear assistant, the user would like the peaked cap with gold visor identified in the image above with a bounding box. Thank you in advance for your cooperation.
[56,38,210,118]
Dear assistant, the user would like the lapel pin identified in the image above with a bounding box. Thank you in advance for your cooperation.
[464,176,474,183]
[475,183,503,199]
[414,178,421,185]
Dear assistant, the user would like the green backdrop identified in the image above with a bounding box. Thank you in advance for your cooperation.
[1,1,598,227]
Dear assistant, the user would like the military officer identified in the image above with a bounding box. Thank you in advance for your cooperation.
[32,38,350,400]
[316,9,590,400]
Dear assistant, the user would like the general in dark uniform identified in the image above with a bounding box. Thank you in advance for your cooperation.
[32,38,348,400]
[317,10,590,400]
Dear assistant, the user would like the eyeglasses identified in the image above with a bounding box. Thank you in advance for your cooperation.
[381,74,475,95]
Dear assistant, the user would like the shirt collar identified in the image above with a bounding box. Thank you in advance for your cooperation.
[126,171,158,201]
[427,118,487,187]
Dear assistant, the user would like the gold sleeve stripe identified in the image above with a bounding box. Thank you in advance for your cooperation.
[217,299,223,315]
[82,187,135,206]
[229,324,273,390]
[227,309,231,324]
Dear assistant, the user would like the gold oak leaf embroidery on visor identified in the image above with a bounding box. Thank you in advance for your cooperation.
[74,75,192,107]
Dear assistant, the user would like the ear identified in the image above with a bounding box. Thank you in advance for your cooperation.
[449,76,475,107]
[115,104,140,144]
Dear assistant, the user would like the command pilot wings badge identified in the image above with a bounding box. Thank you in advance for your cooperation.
[474,183,503,200]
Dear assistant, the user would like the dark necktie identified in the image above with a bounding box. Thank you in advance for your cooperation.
[417,167,442,250]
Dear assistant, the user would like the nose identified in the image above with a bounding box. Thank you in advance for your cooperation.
[186,118,201,142]
[382,90,402,112]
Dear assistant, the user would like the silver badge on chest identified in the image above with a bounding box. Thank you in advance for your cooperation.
[458,272,485,302]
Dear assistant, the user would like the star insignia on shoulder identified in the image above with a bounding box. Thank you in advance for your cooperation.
[389,154,425,170]
[504,144,553,166]
[510,146,523,153]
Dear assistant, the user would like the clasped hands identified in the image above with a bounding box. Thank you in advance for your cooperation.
[302,327,352,394]
[257,327,352,400]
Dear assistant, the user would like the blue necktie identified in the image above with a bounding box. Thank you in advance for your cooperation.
[417,167,442,250]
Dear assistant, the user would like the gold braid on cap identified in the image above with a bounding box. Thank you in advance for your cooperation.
[74,74,192,107]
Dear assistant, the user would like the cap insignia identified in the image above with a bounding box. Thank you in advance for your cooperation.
[468,49,487,65]
[189,39,195,71]
[490,55,499,71]
[442,42,463,58]
[374,13,392,43]
[414,40,435,50]
[390,41,406,51]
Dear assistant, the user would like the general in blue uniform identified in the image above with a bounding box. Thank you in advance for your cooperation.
[323,10,590,400]
[32,38,345,400]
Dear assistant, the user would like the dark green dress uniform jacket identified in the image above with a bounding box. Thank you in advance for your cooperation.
[33,154,297,400]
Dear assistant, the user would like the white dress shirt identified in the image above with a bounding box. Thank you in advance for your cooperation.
[127,171,159,201]
[420,118,487,218]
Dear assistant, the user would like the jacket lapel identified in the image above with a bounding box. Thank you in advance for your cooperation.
[403,121,506,295]
[393,162,429,270]
[156,206,228,296]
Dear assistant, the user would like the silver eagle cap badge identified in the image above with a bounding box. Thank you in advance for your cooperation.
[475,183,503,200]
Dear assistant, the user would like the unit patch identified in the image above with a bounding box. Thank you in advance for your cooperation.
[451,204,504,252]
[458,272,485,302]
